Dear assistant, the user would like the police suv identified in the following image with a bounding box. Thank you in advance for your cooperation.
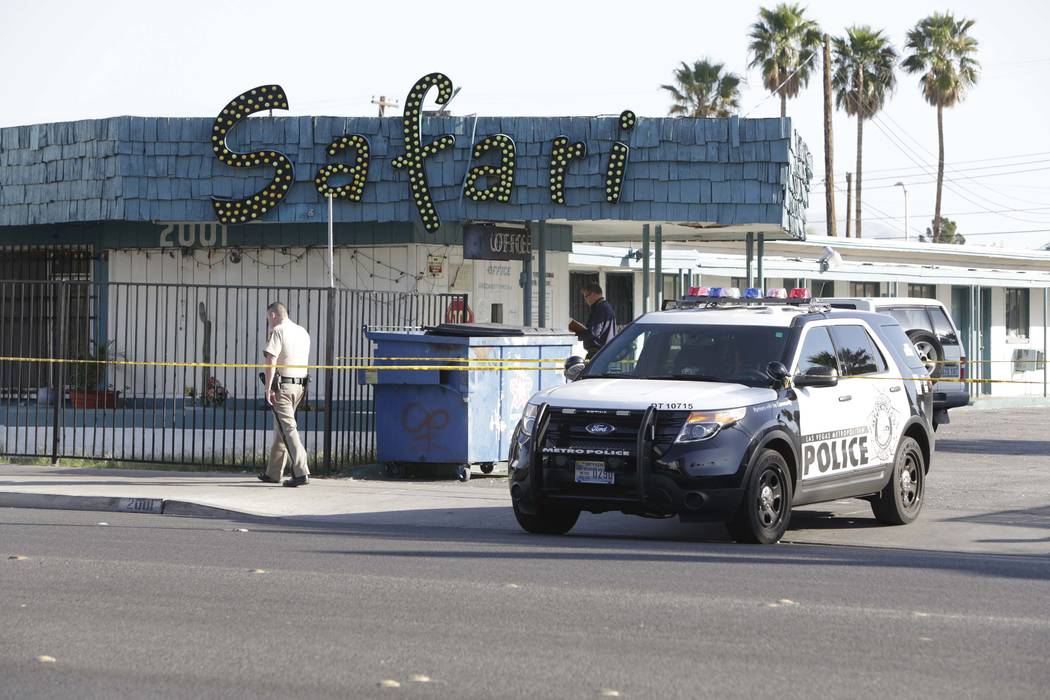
[508,287,935,544]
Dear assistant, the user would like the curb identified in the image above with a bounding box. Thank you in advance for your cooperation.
[0,491,252,521]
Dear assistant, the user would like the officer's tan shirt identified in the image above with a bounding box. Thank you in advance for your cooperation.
[265,319,311,378]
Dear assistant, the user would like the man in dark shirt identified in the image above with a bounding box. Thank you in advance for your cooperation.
[571,282,617,358]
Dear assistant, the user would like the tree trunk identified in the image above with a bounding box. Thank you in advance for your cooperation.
[855,71,864,238]
[856,119,864,238]
[822,34,836,236]
[780,92,787,119]
[934,103,944,240]
[845,173,853,238]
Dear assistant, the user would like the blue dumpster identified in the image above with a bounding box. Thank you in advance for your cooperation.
[362,324,575,480]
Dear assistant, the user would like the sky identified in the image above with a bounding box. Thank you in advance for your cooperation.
[2,0,1048,250]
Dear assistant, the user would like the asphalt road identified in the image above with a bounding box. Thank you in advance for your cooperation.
[2,505,1049,700]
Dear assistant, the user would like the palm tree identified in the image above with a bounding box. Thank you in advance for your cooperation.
[747,3,823,118]
[902,13,980,241]
[832,26,898,238]
[660,60,742,117]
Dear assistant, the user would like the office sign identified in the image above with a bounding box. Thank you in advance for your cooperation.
[463,224,532,261]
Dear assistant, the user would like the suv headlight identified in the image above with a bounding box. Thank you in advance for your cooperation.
[520,402,539,437]
[674,407,746,443]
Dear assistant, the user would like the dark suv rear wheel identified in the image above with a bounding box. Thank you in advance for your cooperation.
[871,436,925,525]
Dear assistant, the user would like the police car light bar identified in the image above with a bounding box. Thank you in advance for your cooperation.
[673,285,818,308]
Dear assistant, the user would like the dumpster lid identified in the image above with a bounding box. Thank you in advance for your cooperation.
[425,323,569,338]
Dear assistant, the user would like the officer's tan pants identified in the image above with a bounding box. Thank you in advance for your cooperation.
[266,384,309,480]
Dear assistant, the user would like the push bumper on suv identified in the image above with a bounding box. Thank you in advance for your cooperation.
[508,403,753,521]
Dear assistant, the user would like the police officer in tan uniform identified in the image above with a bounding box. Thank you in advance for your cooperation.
[258,302,312,486]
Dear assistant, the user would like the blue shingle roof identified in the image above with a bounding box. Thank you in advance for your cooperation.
[0,115,811,237]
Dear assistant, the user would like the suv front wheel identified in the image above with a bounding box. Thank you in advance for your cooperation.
[727,449,793,544]
[512,499,581,535]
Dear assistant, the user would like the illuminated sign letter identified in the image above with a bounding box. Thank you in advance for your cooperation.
[391,72,456,232]
[604,110,635,204]
[463,134,516,203]
[314,134,370,202]
[548,136,586,205]
[209,85,294,224]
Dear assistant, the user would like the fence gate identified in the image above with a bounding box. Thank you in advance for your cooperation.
[0,280,465,473]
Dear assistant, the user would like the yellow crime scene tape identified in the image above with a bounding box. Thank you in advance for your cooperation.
[335,356,563,364]
[0,357,1044,385]
[931,358,1047,364]
[0,356,561,372]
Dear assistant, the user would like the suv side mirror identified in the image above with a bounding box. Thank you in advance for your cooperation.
[766,361,789,382]
[793,366,839,388]
[564,356,587,382]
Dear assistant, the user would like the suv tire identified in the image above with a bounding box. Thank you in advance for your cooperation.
[512,499,580,535]
[871,436,925,525]
[907,329,944,378]
[727,449,793,544]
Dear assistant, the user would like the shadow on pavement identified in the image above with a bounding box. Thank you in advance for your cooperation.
[150,505,1050,584]
[950,505,1050,530]
[936,438,1050,456]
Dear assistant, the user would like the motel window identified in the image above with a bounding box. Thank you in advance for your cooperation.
[1005,288,1030,339]
[849,281,881,298]
[908,284,937,299]
[661,274,679,305]
[811,280,835,298]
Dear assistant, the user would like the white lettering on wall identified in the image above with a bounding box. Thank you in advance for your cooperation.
[158,222,228,248]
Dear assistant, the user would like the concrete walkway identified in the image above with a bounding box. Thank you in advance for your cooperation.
[2,458,1047,557]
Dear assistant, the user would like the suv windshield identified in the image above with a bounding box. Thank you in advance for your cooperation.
[585,323,789,386]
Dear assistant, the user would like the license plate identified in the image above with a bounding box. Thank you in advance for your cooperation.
[575,460,614,485]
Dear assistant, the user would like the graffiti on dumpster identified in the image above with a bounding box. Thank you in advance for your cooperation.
[401,402,449,451]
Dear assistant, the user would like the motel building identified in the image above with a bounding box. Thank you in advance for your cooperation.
[0,73,1047,454]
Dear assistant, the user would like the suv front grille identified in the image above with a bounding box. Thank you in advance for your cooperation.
[540,408,688,467]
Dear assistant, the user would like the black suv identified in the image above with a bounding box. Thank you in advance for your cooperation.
[508,302,935,544]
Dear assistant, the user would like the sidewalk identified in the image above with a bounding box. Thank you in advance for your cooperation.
[2,463,1048,556]
[0,463,514,528]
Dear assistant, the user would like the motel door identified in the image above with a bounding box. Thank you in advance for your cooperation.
[568,272,599,328]
[605,272,634,328]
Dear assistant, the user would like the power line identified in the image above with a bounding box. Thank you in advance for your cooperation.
[817,167,1050,192]
[829,152,1050,180]
[875,227,1050,238]
[856,159,1050,183]
[877,110,1050,210]
[865,113,1050,225]
[809,204,1050,225]
[741,51,819,118]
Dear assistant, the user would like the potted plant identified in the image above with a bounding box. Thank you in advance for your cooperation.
[68,341,122,409]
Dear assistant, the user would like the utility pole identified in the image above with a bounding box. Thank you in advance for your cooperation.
[822,34,837,236]
[371,95,399,118]
[845,172,853,238]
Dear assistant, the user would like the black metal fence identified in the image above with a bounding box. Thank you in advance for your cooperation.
[0,280,465,472]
